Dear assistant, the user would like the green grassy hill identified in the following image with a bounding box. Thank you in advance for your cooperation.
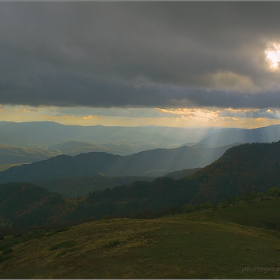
[1,196,280,278]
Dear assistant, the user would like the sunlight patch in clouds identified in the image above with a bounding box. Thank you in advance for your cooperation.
[1,105,280,128]
[82,115,99,120]
[265,42,280,70]
[14,107,38,113]
[156,107,280,128]
[157,108,220,120]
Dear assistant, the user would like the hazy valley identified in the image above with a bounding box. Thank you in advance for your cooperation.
[1,122,280,278]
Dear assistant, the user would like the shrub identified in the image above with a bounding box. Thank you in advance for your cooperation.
[3,248,13,255]
[54,227,71,234]
[50,240,76,250]
[106,240,120,247]
[180,203,195,213]
[264,221,278,230]
[267,187,280,197]
[195,202,211,210]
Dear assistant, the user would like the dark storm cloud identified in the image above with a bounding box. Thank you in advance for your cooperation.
[1,2,280,108]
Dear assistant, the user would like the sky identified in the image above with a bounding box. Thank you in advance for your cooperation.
[1,2,280,128]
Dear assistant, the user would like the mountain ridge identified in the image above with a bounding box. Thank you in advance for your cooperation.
[198,124,280,146]
[0,143,238,183]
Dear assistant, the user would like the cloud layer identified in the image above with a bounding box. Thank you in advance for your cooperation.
[1,2,280,108]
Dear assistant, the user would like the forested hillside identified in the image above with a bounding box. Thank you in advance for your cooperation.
[189,141,280,203]
[2,141,280,231]
[35,176,155,198]
[0,143,237,182]
[0,183,69,230]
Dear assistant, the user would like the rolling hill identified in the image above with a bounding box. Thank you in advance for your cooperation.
[34,176,155,198]
[0,121,223,153]
[198,124,280,146]
[0,182,68,229]
[188,140,280,204]
[1,196,280,278]
[48,141,115,156]
[0,144,58,165]
[2,141,280,232]
[0,143,238,183]
[60,140,280,221]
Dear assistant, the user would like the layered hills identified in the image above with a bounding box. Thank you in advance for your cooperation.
[0,121,223,154]
[1,141,280,230]
[198,124,280,146]
[2,121,280,173]
[0,121,236,170]
[52,140,280,221]
[0,144,58,165]
[0,143,237,183]
[0,144,60,171]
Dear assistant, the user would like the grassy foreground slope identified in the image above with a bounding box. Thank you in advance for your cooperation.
[1,197,280,278]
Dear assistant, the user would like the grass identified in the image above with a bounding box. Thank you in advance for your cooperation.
[178,196,280,231]
[50,240,76,251]
[1,197,280,278]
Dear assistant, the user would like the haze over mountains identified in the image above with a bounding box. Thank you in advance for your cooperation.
[198,124,280,146]
[2,140,280,231]
[0,144,58,165]
[0,121,231,170]
[0,121,223,153]
[2,121,280,184]
[2,127,280,279]
[0,143,238,183]
[2,121,280,151]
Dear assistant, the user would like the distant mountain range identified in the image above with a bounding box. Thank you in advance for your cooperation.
[198,124,280,146]
[0,143,238,183]
[0,144,58,165]
[2,121,280,151]
[70,140,280,221]
[2,141,280,230]
[1,121,280,172]
[0,121,225,154]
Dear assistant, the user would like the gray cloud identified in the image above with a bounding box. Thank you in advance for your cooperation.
[219,109,280,120]
[1,2,280,108]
